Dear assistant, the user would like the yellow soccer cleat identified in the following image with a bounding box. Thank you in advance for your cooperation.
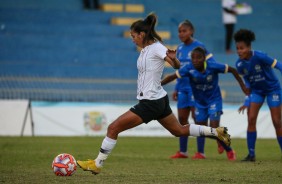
[216,127,231,147]
[77,159,101,175]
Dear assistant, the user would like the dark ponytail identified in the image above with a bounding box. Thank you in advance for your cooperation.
[130,13,162,44]
[179,19,195,37]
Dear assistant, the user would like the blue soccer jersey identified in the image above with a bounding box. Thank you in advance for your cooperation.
[176,61,228,108]
[175,40,214,92]
[236,50,282,94]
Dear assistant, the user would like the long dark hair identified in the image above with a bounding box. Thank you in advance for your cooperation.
[130,13,162,45]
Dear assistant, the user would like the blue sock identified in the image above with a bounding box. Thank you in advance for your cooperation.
[218,140,232,152]
[197,136,205,154]
[277,136,282,152]
[247,131,257,157]
[179,136,188,153]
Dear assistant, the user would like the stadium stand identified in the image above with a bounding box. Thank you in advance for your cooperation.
[0,0,281,103]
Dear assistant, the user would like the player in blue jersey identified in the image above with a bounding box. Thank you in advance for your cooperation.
[162,47,249,160]
[170,20,220,159]
[234,29,282,162]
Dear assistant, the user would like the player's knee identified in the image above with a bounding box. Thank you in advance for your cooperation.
[248,117,257,126]
[273,119,282,130]
[178,115,188,125]
[107,123,120,136]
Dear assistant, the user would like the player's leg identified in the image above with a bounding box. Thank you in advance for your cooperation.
[78,97,176,174]
[217,139,225,154]
[77,110,143,174]
[192,107,207,159]
[170,107,190,158]
[210,119,224,154]
[267,91,282,154]
[158,112,231,146]
[242,94,263,162]
[193,122,207,159]
[209,114,224,154]
[98,110,144,163]
[170,91,195,158]
[210,119,236,161]
[225,23,234,53]
[270,105,282,152]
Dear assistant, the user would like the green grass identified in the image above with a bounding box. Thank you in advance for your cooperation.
[0,137,282,184]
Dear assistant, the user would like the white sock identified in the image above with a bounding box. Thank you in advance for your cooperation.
[95,136,117,167]
[200,126,218,136]
[189,124,218,137]
[189,124,201,136]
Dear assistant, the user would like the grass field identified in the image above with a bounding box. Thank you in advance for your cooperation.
[0,136,282,184]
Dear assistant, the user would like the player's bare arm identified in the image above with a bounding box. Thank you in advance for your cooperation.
[161,73,177,86]
[165,49,180,69]
[228,66,250,95]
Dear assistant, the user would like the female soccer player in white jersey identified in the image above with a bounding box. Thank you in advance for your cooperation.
[234,29,282,162]
[162,46,249,161]
[76,13,231,175]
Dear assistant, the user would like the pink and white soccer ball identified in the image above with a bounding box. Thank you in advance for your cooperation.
[52,153,77,176]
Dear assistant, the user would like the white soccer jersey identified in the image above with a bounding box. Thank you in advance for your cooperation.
[136,42,167,100]
[222,0,237,24]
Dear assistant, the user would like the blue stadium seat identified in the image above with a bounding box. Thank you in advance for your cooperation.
[0,0,281,102]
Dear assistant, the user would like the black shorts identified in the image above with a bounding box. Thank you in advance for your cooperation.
[130,95,172,123]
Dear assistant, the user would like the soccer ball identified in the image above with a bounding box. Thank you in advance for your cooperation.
[52,153,77,176]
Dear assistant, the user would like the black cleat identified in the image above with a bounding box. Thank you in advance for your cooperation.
[241,154,256,162]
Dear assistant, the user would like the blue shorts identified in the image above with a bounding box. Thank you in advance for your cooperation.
[195,101,223,122]
[250,89,281,107]
[177,91,195,109]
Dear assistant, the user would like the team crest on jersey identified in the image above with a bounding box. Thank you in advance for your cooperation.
[255,65,262,72]
[207,75,213,82]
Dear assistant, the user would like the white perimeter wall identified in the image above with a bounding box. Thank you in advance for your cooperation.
[0,100,276,138]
